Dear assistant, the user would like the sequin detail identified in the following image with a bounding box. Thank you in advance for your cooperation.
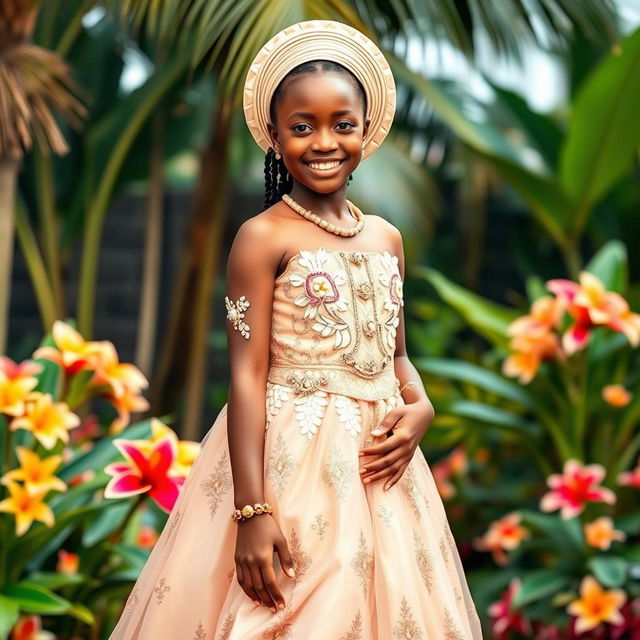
[225,295,251,339]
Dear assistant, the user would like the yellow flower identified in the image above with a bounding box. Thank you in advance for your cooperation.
[107,386,150,434]
[567,575,626,634]
[0,480,54,536]
[584,516,626,550]
[602,384,632,407]
[91,341,148,398]
[10,392,80,449]
[1,447,67,496]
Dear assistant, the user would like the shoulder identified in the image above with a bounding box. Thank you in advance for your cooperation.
[366,214,403,253]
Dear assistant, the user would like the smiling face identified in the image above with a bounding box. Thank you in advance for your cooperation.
[267,69,370,195]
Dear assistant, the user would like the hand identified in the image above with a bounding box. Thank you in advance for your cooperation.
[358,399,434,491]
[234,514,296,613]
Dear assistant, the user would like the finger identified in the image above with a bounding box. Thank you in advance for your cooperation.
[360,449,404,477]
[249,562,275,611]
[359,437,396,457]
[362,459,403,485]
[240,563,261,606]
[261,559,285,611]
[383,461,410,491]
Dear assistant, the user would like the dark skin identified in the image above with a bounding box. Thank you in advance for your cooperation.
[226,69,435,615]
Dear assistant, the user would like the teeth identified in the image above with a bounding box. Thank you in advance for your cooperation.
[308,161,340,170]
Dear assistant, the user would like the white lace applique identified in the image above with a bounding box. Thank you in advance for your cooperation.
[379,252,404,350]
[335,395,362,438]
[266,383,292,430]
[225,295,251,339]
[293,390,329,441]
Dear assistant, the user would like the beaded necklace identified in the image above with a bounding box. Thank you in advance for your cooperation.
[282,193,364,237]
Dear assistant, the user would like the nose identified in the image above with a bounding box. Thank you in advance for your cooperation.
[310,127,338,152]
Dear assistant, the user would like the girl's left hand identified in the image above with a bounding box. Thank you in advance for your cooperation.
[358,399,435,491]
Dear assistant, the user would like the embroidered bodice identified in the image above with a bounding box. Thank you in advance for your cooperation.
[267,247,403,401]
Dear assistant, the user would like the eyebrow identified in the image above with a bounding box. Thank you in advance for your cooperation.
[288,109,357,119]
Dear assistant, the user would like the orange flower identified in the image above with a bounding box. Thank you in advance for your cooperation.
[431,445,467,499]
[1,447,67,495]
[107,386,150,434]
[56,549,79,574]
[0,480,54,536]
[10,615,55,640]
[10,392,80,449]
[567,575,626,634]
[584,516,626,550]
[91,341,148,399]
[136,525,159,548]
[33,320,101,375]
[503,327,563,383]
[602,384,632,407]
[473,512,529,565]
[0,357,41,416]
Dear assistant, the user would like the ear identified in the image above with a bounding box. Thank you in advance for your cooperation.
[266,121,279,150]
[362,116,371,140]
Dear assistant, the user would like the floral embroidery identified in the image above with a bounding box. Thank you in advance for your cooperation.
[335,395,362,438]
[259,615,293,640]
[413,529,436,593]
[164,508,182,546]
[398,463,429,520]
[124,587,140,611]
[445,521,458,554]
[444,608,467,640]
[392,596,424,639]
[322,441,356,503]
[200,450,233,519]
[377,504,394,527]
[351,528,374,599]
[311,513,329,539]
[289,527,313,583]
[266,431,297,499]
[339,609,364,640]
[266,383,292,430]
[379,252,404,350]
[224,295,250,339]
[154,577,170,604]
[193,621,207,639]
[294,390,329,440]
[214,613,234,640]
[439,535,450,567]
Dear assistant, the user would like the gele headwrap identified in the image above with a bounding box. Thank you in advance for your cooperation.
[243,20,396,160]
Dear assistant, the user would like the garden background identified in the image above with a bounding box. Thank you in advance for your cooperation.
[1,1,640,638]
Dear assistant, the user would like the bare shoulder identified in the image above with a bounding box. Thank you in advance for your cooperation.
[365,214,403,252]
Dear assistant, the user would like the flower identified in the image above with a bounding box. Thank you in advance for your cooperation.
[32,320,101,375]
[602,384,632,407]
[0,480,54,536]
[567,575,626,634]
[106,385,150,434]
[56,549,79,574]
[140,418,201,477]
[431,446,468,499]
[9,392,80,449]
[473,512,529,565]
[10,615,55,640]
[610,597,640,640]
[0,357,41,416]
[540,459,616,519]
[618,457,640,489]
[488,578,532,638]
[1,447,67,495]
[546,271,640,355]
[584,516,626,550]
[104,435,185,513]
[136,525,159,548]
[91,340,148,399]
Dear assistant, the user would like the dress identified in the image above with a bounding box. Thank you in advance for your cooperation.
[108,247,483,639]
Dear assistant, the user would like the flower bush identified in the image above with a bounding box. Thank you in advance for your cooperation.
[0,321,200,639]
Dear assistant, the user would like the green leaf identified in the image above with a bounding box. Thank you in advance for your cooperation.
[588,556,628,587]
[19,571,86,590]
[3,582,71,614]
[82,500,132,547]
[512,570,570,608]
[584,240,628,293]
[67,602,95,625]
[446,399,538,435]
[414,266,519,347]
[519,511,584,549]
[0,594,19,640]
[414,357,535,409]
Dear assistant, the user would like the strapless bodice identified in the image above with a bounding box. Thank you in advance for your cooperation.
[267,247,403,400]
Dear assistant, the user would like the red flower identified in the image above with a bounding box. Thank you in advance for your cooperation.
[488,578,532,639]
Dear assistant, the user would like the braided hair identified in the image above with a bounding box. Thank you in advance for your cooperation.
[263,60,368,210]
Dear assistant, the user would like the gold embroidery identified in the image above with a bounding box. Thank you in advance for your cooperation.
[399,463,428,520]
[225,295,250,339]
[445,521,457,554]
[321,441,356,503]
[392,596,424,639]
[164,508,181,545]
[311,513,329,539]
[439,535,450,567]
[356,281,373,300]
[285,369,329,396]
[193,621,207,639]
[362,319,377,339]
[412,529,435,593]
[200,450,233,519]
[351,528,374,599]
[259,614,293,640]
[124,587,140,611]
[335,395,362,438]
[266,431,297,499]
[154,577,170,604]
[444,608,466,640]
[214,613,234,640]
[339,609,364,640]
[377,504,394,527]
[289,527,313,583]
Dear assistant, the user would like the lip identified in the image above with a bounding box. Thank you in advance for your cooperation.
[303,158,346,175]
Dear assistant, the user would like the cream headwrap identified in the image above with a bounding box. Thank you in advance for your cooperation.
[243,20,396,160]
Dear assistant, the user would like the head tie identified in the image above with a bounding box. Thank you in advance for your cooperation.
[243,20,396,160]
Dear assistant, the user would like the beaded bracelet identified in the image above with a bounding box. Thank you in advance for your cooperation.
[231,502,273,523]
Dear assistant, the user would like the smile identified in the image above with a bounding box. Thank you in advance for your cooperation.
[304,159,345,173]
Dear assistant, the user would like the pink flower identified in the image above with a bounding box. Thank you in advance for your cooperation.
[488,578,532,639]
[618,457,640,490]
[104,435,185,513]
[540,459,615,519]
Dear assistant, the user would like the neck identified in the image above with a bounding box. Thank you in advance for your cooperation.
[287,181,352,221]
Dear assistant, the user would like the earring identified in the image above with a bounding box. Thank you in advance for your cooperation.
[361,141,365,156]
[274,147,281,160]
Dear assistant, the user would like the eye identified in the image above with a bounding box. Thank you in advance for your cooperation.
[292,123,310,133]
[336,121,355,130]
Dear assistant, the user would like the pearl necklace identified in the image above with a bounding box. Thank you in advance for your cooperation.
[282,193,365,237]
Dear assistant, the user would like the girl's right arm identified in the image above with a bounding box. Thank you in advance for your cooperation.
[224,217,295,612]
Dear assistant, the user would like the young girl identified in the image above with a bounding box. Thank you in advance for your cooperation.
[108,20,482,639]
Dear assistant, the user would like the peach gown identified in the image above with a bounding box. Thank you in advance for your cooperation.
[107,247,483,639]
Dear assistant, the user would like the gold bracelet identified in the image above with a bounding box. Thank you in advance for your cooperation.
[231,502,274,523]
[399,380,418,394]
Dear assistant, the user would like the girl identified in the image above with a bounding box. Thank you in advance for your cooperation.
[109,20,482,639]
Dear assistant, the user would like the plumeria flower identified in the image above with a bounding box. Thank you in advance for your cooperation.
[104,435,186,513]
[10,615,55,640]
[584,516,626,550]
[431,446,468,499]
[1,447,67,495]
[488,578,532,639]
[474,512,530,566]
[107,385,150,434]
[0,357,41,416]
[602,384,632,407]
[503,327,563,383]
[9,392,80,450]
[91,340,148,399]
[56,549,79,574]
[546,271,640,355]
[32,320,102,375]
[567,575,626,634]
[540,459,615,519]
[0,480,54,536]
[618,457,640,489]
